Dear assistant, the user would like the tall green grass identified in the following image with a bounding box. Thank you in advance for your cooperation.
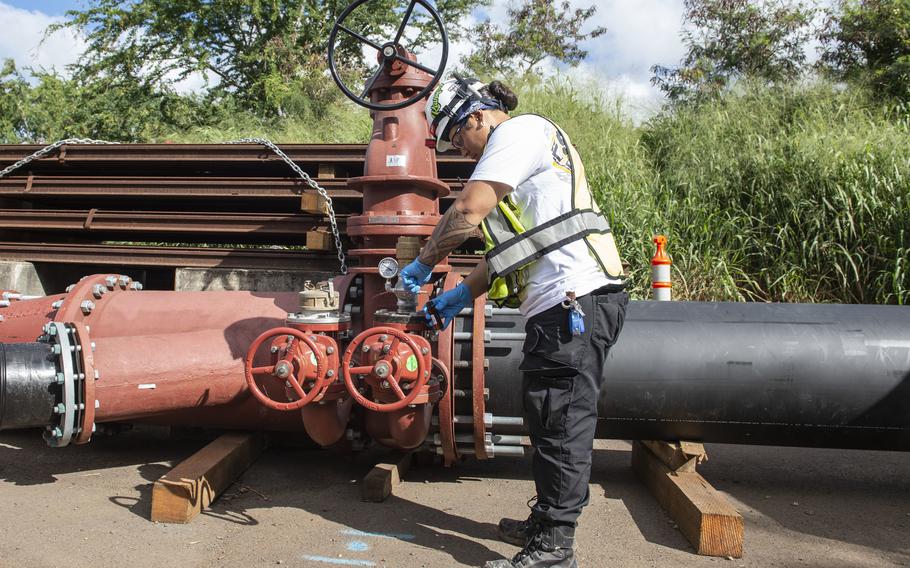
[148,78,909,304]
[643,82,909,303]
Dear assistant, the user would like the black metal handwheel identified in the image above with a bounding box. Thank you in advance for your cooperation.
[327,0,449,111]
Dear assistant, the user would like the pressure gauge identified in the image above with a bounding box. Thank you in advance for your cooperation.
[378,257,400,279]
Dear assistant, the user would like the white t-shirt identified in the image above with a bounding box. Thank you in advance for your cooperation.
[470,114,618,318]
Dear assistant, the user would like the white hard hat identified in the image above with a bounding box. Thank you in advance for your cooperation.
[425,76,490,152]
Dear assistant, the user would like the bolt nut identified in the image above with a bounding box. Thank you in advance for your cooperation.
[92,284,106,298]
[270,345,279,354]
[52,345,62,355]
[0,300,9,308]
[94,400,100,409]
[90,342,96,352]
[94,370,100,380]
[382,344,391,354]
[421,347,429,355]
[326,346,335,355]
[105,276,118,289]
[51,427,63,438]
[54,403,66,414]
[379,334,388,342]
[381,380,390,389]
[128,281,143,291]
[51,300,63,309]
[80,300,95,314]
[118,275,131,288]
[65,284,76,293]
[362,344,371,353]
[326,370,335,378]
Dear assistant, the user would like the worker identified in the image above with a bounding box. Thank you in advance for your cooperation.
[399,76,629,568]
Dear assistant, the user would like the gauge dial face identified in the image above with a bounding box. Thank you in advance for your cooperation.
[378,257,400,279]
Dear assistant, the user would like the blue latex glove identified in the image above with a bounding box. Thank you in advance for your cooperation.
[399,259,433,295]
[424,283,473,330]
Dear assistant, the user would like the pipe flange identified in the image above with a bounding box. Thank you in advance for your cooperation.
[41,322,94,448]
[286,312,351,326]
[53,274,144,324]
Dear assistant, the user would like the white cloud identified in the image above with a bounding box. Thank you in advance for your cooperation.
[0,2,85,75]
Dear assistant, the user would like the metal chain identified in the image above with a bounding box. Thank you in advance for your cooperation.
[0,137,348,274]
[0,138,119,180]
[229,137,347,274]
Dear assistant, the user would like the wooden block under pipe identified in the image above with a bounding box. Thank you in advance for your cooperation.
[361,451,413,503]
[151,433,263,524]
[631,440,743,558]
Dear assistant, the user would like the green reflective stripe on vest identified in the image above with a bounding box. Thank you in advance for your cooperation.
[486,209,611,280]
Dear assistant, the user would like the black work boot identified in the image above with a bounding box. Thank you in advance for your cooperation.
[497,514,538,546]
[483,524,577,568]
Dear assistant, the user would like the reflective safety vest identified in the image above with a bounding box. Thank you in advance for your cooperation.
[480,115,625,308]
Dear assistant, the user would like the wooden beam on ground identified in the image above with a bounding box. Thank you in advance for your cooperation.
[151,432,263,524]
[361,451,413,503]
[631,440,743,558]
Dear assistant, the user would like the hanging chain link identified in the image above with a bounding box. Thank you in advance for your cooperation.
[0,138,119,179]
[0,137,348,275]
[228,138,347,274]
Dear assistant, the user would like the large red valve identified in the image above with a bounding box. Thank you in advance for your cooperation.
[341,327,431,412]
[244,327,335,411]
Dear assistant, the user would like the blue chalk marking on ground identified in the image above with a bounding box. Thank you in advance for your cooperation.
[341,528,416,541]
[301,555,376,566]
[346,540,370,552]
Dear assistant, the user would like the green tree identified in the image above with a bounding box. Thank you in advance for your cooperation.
[819,0,910,100]
[0,59,226,143]
[53,0,479,117]
[652,0,816,102]
[462,0,606,78]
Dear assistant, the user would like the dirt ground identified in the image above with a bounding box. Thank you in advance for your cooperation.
[0,427,908,568]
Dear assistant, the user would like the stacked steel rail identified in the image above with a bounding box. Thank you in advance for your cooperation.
[0,143,479,281]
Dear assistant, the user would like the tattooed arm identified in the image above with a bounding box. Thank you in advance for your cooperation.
[417,179,512,267]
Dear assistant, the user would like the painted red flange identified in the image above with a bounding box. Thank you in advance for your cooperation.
[341,326,429,412]
[471,293,489,459]
[436,271,459,465]
[72,322,96,445]
[245,327,329,411]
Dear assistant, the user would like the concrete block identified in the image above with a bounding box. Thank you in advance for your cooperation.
[174,267,335,292]
[0,261,46,296]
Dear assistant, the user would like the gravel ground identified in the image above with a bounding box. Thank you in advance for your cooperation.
[0,428,908,568]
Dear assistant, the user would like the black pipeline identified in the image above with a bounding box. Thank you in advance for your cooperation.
[475,301,910,451]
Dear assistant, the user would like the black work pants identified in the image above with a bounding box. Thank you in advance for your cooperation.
[519,286,628,527]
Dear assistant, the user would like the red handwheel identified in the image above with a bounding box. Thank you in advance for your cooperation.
[244,327,329,411]
[341,327,429,412]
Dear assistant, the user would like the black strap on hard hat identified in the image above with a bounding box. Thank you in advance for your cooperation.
[431,73,504,142]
